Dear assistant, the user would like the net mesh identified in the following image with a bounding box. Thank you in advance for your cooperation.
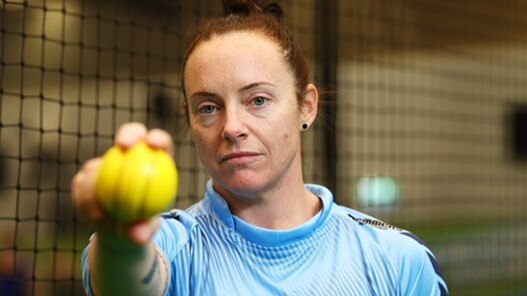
[0,0,526,295]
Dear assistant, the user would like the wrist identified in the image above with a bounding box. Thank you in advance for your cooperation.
[95,231,145,255]
[94,217,158,253]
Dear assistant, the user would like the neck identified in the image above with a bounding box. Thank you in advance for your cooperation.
[214,160,322,230]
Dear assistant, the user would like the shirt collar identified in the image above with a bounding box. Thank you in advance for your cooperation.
[204,180,335,246]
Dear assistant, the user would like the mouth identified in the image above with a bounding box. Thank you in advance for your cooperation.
[220,152,261,163]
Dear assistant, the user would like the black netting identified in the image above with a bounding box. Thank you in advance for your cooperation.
[1,0,526,295]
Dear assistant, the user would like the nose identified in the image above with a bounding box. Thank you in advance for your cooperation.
[221,107,248,142]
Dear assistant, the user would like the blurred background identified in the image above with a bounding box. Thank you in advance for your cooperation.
[1,0,526,295]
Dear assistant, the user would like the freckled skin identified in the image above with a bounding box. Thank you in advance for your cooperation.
[185,32,301,199]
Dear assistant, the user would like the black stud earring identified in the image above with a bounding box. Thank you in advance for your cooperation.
[302,123,308,130]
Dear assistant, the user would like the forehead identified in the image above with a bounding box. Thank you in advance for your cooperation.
[193,30,284,63]
[184,31,293,92]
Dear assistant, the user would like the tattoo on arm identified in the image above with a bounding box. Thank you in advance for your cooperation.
[142,255,159,285]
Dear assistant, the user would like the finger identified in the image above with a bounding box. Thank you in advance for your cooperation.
[73,158,107,224]
[71,170,86,209]
[114,122,148,149]
[71,160,96,210]
[145,129,175,156]
[127,218,160,246]
[83,157,102,171]
[83,159,107,223]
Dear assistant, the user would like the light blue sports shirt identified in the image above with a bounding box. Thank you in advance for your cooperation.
[82,181,448,295]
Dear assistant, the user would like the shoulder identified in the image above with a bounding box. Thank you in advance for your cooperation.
[152,200,209,259]
[332,205,449,295]
[332,206,419,259]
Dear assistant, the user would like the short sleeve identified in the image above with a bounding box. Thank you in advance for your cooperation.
[396,232,449,296]
[152,211,195,260]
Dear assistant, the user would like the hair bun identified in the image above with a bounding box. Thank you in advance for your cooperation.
[221,0,284,20]
[262,2,284,19]
[221,0,253,16]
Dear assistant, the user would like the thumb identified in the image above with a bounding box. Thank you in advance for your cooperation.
[127,218,160,246]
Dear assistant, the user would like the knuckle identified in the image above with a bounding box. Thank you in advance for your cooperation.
[83,157,102,171]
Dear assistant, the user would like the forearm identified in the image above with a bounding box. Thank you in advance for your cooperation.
[88,235,169,296]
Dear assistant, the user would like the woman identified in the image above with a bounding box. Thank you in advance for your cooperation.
[73,1,448,295]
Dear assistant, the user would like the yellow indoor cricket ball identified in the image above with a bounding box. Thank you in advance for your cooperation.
[95,141,178,223]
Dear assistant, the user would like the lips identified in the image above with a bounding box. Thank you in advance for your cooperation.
[220,152,261,163]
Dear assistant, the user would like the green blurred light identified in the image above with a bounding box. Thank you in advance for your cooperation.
[356,176,402,207]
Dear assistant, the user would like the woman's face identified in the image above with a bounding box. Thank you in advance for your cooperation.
[184,31,314,199]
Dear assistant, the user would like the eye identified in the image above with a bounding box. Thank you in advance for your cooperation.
[198,104,217,114]
[251,96,268,107]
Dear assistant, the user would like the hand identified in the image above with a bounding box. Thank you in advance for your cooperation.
[71,122,175,246]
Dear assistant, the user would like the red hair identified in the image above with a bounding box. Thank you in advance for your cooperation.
[181,0,309,105]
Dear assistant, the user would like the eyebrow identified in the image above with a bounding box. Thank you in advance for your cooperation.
[189,81,277,101]
[239,81,277,92]
[188,91,217,101]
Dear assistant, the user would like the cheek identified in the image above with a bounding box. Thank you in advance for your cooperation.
[191,129,213,155]
[279,130,298,147]
[274,118,299,143]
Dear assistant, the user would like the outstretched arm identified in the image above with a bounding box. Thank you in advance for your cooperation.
[86,230,169,296]
[73,123,174,296]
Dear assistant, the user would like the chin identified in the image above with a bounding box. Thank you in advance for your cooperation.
[214,172,272,197]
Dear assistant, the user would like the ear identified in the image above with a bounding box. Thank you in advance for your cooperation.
[300,83,319,126]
